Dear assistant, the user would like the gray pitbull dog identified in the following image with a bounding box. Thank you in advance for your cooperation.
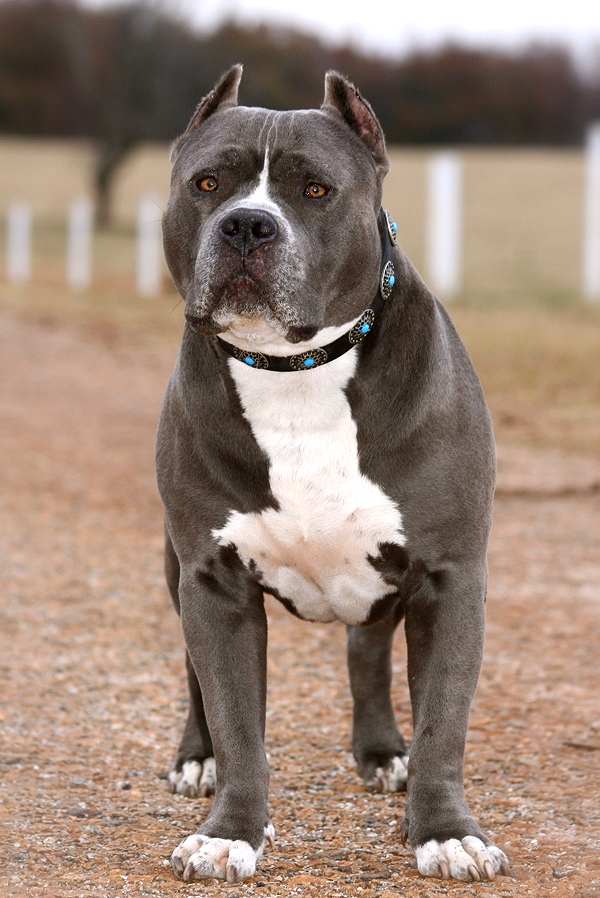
[157,64,510,884]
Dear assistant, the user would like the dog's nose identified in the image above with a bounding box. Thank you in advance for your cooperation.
[219,208,278,254]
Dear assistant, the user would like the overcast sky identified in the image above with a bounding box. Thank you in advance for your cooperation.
[83,0,600,58]
[181,0,600,54]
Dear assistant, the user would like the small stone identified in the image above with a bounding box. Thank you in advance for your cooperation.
[552,867,577,879]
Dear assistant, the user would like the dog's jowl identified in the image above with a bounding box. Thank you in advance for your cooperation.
[157,64,509,883]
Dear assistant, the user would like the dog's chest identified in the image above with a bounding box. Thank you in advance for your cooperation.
[213,352,406,625]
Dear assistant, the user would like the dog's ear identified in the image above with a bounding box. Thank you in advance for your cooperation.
[185,63,243,133]
[171,64,242,159]
[321,71,388,176]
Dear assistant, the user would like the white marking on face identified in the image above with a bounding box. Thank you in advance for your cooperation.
[235,147,287,222]
[191,112,301,315]
[212,347,406,626]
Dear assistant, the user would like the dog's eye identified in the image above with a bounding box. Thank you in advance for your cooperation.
[196,176,218,193]
[304,182,329,199]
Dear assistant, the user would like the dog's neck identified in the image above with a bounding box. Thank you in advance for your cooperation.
[217,316,360,356]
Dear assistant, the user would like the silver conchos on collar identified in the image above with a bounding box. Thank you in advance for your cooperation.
[231,346,270,369]
[348,309,375,345]
[384,210,398,243]
[380,260,396,300]
[289,347,328,371]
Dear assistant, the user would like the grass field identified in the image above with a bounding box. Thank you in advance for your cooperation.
[1,137,599,457]
[0,138,588,303]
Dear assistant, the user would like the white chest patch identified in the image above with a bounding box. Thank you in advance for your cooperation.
[212,339,406,626]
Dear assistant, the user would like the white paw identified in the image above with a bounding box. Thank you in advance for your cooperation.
[171,824,275,883]
[168,758,216,798]
[366,754,409,792]
[416,836,510,881]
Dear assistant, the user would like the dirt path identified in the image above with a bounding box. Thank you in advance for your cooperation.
[1,313,599,898]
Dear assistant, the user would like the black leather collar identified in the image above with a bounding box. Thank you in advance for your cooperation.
[217,207,398,372]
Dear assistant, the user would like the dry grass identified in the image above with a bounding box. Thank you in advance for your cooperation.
[2,278,599,458]
[0,139,587,303]
[1,138,598,456]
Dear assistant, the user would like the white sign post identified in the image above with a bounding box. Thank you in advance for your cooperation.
[67,198,93,290]
[583,123,600,302]
[426,152,463,299]
[136,194,162,297]
[6,203,32,284]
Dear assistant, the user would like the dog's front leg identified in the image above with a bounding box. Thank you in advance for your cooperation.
[170,553,272,884]
[404,565,509,882]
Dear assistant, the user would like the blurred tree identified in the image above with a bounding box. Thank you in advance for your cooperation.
[1,0,599,226]
[0,0,90,135]
[85,2,205,226]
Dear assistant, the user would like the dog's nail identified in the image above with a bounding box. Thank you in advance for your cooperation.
[439,860,450,879]
[226,863,239,883]
[400,821,409,846]
[468,863,481,881]
[199,783,211,797]
[483,859,495,880]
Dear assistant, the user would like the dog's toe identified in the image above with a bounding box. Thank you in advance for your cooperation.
[167,757,216,798]
[171,825,274,883]
[365,754,409,793]
[416,837,510,882]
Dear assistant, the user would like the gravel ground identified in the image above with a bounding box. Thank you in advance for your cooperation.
[1,313,599,898]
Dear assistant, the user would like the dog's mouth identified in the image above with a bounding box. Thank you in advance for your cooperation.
[185,273,264,334]
[186,271,317,345]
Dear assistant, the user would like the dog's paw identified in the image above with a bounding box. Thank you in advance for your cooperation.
[171,824,275,883]
[416,836,510,882]
[167,758,216,798]
[365,754,409,793]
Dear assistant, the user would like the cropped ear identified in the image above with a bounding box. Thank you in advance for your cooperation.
[185,63,242,133]
[321,70,388,176]
[171,64,243,159]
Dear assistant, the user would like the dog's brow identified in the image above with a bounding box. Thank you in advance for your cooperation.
[182,144,258,177]
[270,149,336,180]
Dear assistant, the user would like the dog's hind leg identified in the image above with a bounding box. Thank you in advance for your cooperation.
[164,528,215,798]
[347,611,409,793]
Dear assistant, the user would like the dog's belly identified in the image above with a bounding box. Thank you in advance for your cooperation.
[213,349,406,626]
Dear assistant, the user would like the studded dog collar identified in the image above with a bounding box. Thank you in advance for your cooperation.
[217,208,398,372]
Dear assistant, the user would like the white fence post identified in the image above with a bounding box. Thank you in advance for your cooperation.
[426,152,463,299]
[67,198,93,290]
[136,194,162,297]
[583,122,600,302]
[6,203,32,283]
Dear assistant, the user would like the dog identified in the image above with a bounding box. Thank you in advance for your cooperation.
[157,64,509,884]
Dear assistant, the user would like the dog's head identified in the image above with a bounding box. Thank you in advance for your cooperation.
[163,65,389,348]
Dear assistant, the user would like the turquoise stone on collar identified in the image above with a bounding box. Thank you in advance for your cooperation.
[384,209,398,244]
[289,347,328,371]
[230,346,270,369]
[349,308,376,345]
